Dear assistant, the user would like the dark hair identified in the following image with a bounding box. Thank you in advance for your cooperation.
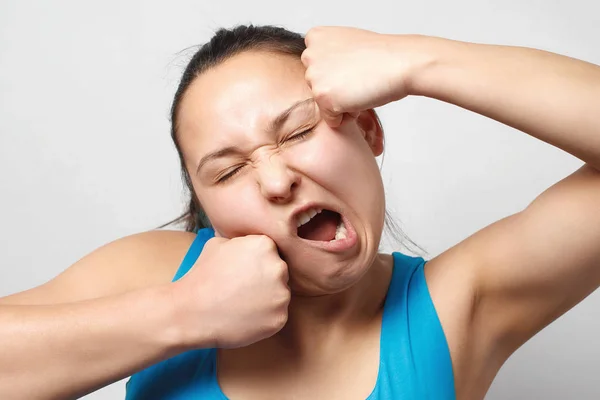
[159,24,426,255]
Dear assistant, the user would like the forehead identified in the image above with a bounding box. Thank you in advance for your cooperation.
[177,51,312,155]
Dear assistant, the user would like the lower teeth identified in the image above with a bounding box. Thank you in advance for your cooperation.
[333,219,348,241]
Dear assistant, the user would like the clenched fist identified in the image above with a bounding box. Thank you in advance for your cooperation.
[301,26,433,126]
[172,235,290,349]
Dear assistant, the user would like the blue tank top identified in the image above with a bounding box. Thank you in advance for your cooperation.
[126,229,455,399]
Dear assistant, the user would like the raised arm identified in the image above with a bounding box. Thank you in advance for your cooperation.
[411,37,600,170]
[406,34,600,376]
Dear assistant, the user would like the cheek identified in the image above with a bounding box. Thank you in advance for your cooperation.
[288,128,382,196]
[288,127,385,235]
[200,186,269,237]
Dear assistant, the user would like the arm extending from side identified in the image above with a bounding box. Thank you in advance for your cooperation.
[0,230,290,399]
[0,231,202,399]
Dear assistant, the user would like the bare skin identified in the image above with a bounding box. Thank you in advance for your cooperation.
[2,27,600,400]
[0,231,197,399]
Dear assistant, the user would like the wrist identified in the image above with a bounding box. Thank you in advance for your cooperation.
[146,284,189,355]
[395,34,468,98]
[164,281,216,351]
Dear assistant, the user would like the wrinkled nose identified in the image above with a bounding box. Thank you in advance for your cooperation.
[256,154,300,204]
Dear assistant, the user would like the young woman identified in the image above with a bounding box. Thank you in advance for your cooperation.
[1,25,599,400]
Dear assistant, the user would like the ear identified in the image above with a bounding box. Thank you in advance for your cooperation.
[356,109,384,156]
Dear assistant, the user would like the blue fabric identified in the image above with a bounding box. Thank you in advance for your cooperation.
[126,228,455,399]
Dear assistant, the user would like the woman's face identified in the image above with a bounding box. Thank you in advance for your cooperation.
[177,50,386,295]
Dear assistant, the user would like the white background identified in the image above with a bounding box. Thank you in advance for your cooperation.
[1,0,599,398]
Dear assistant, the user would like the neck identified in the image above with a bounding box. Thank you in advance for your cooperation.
[275,253,393,352]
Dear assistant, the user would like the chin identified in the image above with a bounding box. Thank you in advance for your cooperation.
[282,233,380,295]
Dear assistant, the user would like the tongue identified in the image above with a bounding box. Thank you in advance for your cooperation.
[297,210,340,241]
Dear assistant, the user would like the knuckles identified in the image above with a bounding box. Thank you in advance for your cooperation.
[270,311,289,332]
[303,27,319,46]
[305,26,329,44]
[300,49,311,66]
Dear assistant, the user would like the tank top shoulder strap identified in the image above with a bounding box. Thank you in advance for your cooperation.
[172,228,215,282]
[404,254,455,399]
[376,252,455,399]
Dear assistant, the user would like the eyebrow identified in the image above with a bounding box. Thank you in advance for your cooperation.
[195,98,315,176]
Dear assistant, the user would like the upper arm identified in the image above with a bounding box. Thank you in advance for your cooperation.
[422,164,600,397]
[0,230,196,306]
[468,164,600,356]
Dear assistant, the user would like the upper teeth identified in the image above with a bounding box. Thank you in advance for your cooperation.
[296,207,323,227]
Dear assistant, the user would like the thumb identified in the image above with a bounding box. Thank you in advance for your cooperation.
[323,112,343,128]
[323,111,360,128]
[318,104,343,128]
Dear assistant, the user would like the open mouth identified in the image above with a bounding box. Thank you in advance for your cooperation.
[296,208,348,242]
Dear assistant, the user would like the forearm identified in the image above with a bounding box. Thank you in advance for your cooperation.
[0,284,195,400]
[406,36,600,170]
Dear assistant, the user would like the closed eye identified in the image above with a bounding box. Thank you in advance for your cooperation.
[285,127,314,143]
[216,165,244,183]
[216,128,314,184]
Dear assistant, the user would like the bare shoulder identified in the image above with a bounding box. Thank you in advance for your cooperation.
[0,230,197,305]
